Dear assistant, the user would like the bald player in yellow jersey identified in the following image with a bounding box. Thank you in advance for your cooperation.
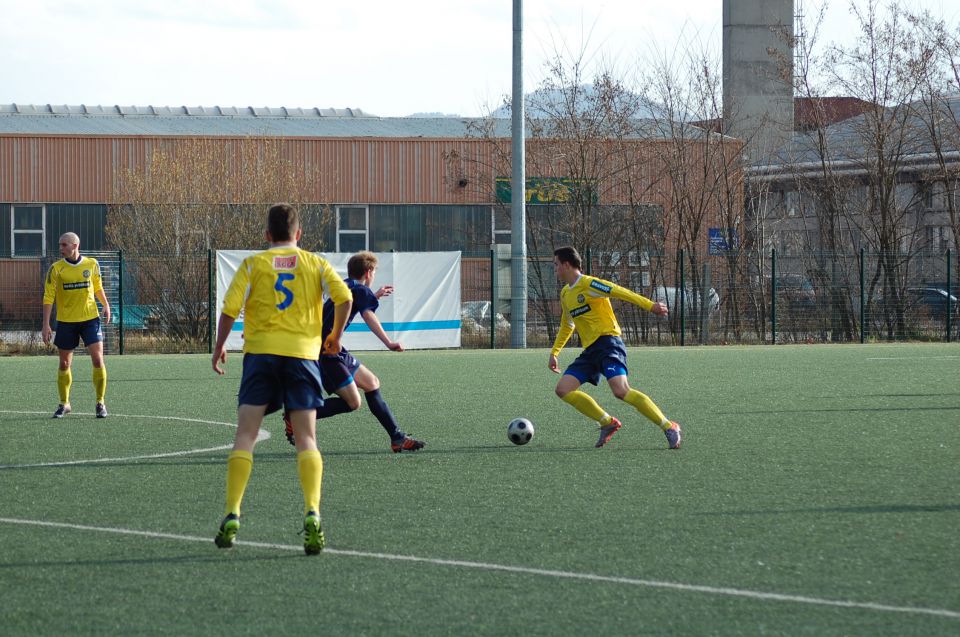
[548,246,682,449]
[211,203,352,555]
[42,232,111,419]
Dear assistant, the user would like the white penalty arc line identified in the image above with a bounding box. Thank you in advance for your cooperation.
[0,517,957,621]
[0,410,269,469]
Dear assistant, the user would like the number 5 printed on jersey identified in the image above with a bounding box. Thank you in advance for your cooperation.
[275,273,295,310]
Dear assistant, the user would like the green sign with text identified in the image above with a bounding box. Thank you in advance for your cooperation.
[495,177,597,204]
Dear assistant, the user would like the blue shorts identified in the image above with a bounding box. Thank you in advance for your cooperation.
[53,318,103,350]
[320,349,360,394]
[238,353,325,415]
[564,335,629,386]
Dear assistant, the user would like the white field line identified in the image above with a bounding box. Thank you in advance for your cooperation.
[865,356,960,360]
[0,516,957,621]
[0,410,269,469]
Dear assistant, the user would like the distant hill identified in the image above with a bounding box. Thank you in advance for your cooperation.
[406,112,463,118]
[491,85,660,119]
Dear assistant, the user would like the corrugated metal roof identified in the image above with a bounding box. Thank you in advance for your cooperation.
[757,95,960,170]
[0,103,683,140]
[0,103,506,138]
[0,103,374,117]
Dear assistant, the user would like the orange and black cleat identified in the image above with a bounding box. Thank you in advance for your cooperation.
[391,436,425,453]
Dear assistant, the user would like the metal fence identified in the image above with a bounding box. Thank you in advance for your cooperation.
[0,250,212,355]
[1,248,955,354]
[462,248,957,347]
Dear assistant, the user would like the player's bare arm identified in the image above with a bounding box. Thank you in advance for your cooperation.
[41,303,54,345]
[212,314,236,375]
[362,309,403,351]
[96,289,111,324]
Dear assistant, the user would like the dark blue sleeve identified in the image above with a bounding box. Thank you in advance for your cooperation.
[353,284,380,316]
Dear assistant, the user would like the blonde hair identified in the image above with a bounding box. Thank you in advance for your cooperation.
[347,251,378,279]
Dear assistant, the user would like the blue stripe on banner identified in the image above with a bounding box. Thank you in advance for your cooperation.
[231,320,461,333]
[346,320,461,332]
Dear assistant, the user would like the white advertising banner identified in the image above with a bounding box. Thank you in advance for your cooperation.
[216,251,461,351]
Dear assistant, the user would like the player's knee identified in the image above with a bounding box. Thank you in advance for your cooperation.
[612,386,630,400]
[555,386,569,399]
[345,395,362,411]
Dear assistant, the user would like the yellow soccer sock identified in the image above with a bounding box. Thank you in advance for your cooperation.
[92,366,107,403]
[561,390,610,424]
[57,369,72,404]
[224,450,254,517]
[624,389,669,429]
[297,450,324,515]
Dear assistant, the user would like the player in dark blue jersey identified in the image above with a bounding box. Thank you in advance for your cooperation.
[284,251,425,453]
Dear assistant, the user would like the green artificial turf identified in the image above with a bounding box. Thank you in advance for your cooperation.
[0,344,958,635]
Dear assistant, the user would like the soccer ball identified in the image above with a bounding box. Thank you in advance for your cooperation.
[507,417,535,445]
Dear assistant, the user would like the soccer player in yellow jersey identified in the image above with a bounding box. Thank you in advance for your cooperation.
[41,232,111,419]
[211,203,352,555]
[548,246,682,449]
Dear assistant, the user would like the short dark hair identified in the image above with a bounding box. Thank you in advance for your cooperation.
[267,203,299,242]
[554,246,582,269]
[347,250,378,279]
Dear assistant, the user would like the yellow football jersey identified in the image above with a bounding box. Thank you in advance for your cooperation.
[42,256,104,323]
[221,247,351,359]
[551,274,655,356]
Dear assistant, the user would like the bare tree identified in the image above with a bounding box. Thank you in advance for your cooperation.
[457,48,671,345]
[908,8,960,264]
[825,0,932,338]
[636,31,749,343]
[770,1,862,342]
[107,137,332,347]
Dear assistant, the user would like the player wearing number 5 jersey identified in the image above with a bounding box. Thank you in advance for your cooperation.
[211,203,352,555]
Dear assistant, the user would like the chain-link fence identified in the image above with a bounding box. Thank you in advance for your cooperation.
[461,248,957,347]
[0,250,213,354]
[2,248,955,354]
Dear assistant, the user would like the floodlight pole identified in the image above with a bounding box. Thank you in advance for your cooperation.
[510,0,528,348]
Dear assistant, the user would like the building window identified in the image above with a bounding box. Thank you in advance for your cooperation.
[11,205,45,257]
[336,206,368,252]
[914,182,934,210]
[493,207,511,245]
[926,225,953,253]
[371,208,399,252]
[630,271,651,290]
[599,251,622,267]
[783,190,800,217]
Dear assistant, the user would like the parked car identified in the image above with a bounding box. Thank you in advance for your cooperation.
[461,301,510,333]
[767,274,817,312]
[649,286,720,315]
[906,287,958,320]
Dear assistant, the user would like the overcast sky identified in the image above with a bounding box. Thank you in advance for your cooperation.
[1,0,957,117]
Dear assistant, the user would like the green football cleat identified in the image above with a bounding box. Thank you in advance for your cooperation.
[302,512,325,555]
[214,513,240,549]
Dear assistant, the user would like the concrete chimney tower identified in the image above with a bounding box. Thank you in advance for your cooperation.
[723,0,794,163]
